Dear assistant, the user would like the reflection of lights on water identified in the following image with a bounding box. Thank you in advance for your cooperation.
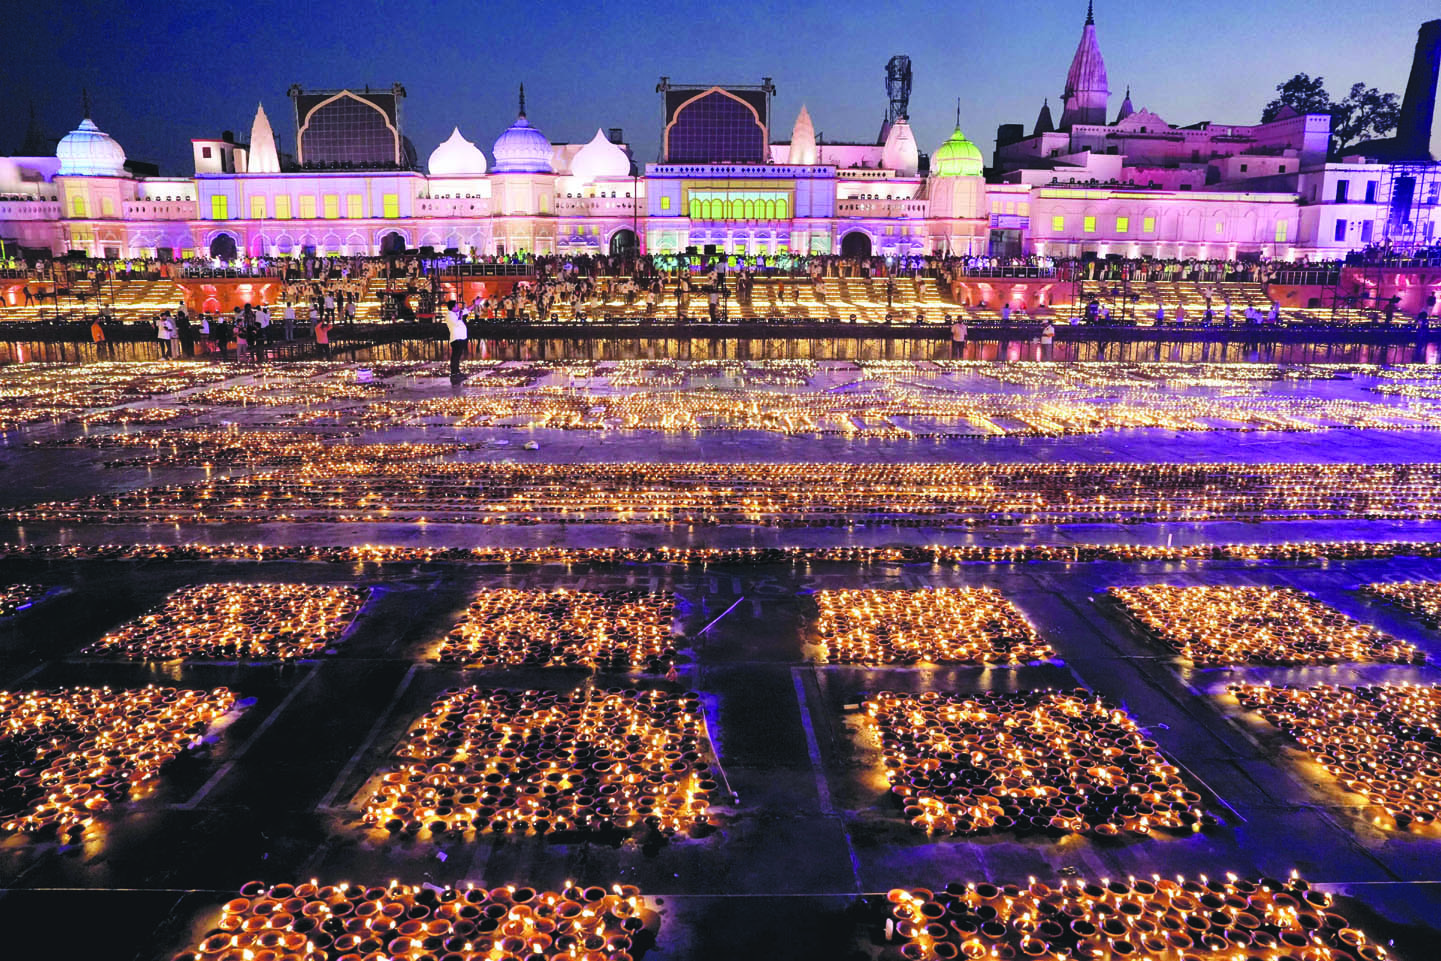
[1111,585,1423,666]
[362,687,714,838]
[863,690,1212,837]
[0,685,235,840]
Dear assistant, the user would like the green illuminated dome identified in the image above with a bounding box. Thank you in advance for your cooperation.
[932,126,984,177]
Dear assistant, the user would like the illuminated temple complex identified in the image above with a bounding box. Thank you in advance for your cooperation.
[0,6,1437,264]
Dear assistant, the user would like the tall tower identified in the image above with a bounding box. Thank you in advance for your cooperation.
[1059,2,1110,130]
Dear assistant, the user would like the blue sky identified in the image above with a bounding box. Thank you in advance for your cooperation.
[7,0,1438,172]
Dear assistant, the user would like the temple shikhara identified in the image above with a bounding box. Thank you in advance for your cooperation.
[1,6,1437,265]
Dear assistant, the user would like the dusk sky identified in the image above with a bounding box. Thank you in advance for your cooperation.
[7,0,1439,174]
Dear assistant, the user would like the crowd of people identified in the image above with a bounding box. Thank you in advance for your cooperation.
[8,248,1439,297]
[2,249,1438,346]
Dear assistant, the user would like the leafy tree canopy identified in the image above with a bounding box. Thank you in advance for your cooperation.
[1261,74,1400,156]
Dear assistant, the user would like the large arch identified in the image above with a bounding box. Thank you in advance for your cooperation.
[296,90,400,167]
[663,87,767,164]
[608,228,638,257]
[379,230,408,255]
[207,231,240,261]
[840,231,873,258]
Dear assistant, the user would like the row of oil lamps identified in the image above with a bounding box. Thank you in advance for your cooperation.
[1232,683,1441,832]
[1361,581,1441,628]
[108,382,1441,437]
[3,538,1441,567]
[862,690,1213,838]
[814,588,1052,665]
[0,685,235,838]
[362,687,713,838]
[437,589,676,670]
[177,879,659,961]
[1110,585,1425,666]
[18,460,1441,527]
[82,583,367,660]
[0,361,229,431]
[0,583,45,618]
[40,427,465,469]
[884,873,1388,961]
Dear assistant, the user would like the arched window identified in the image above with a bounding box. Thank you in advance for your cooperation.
[664,89,766,163]
[297,91,398,167]
[742,199,755,220]
[776,197,789,219]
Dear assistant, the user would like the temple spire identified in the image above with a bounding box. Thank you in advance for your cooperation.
[1086,1,1094,25]
[518,84,526,118]
[1059,2,1110,129]
[1035,98,1056,136]
[956,97,961,128]
[1115,85,1135,123]
[788,104,817,165]
[248,102,281,173]
[19,101,48,156]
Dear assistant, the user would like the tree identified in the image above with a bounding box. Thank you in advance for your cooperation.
[1330,83,1401,153]
[1261,73,1401,156]
[1262,74,1332,123]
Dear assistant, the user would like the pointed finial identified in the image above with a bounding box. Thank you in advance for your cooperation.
[1086,1,1094,25]
[956,97,962,128]
[1125,85,1131,98]
[82,87,91,120]
[518,84,526,118]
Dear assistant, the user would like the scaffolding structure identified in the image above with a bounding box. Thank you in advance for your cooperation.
[1379,162,1441,251]
[1326,162,1441,323]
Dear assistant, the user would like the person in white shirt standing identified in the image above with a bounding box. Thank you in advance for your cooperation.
[283,302,296,341]
[950,316,968,359]
[445,301,468,381]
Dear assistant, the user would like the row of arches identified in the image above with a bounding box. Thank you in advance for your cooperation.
[206,229,417,259]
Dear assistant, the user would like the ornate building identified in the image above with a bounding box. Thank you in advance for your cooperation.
[1,6,1436,264]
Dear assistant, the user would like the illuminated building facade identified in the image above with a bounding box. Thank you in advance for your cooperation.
[0,6,1436,264]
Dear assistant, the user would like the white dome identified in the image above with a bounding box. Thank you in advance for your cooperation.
[492,113,552,174]
[57,116,127,177]
[570,128,630,183]
[428,126,488,176]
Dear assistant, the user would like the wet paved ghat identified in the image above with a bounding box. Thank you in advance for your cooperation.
[1,359,1440,961]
